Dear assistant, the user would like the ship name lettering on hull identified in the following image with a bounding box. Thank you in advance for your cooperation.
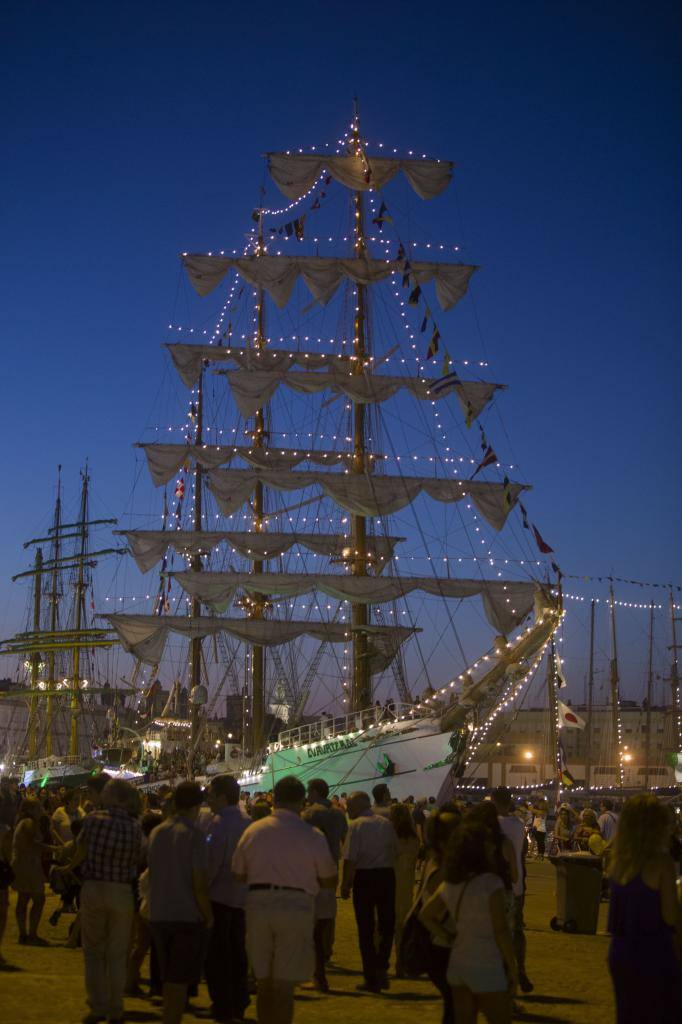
[306,738,358,759]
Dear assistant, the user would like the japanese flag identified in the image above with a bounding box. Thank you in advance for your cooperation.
[558,699,586,730]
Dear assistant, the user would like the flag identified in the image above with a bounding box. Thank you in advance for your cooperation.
[471,445,498,478]
[558,736,575,787]
[372,201,392,230]
[442,348,453,376]
[402,261,411,288]
[408,284,422,306]
[427,326,441,359]
[310,197,320,210]
[555,653,567,688]
[519,501,530,530]
[558,699,586,730]
[396,242,406,261]
[174,478,185,500]
[294,215,306,240]
[420,306,431,333]
[284,221,294,237]
[532,524,554,554]
[502,475,513,506]
[429,371,460,395]
[465,400,475,428]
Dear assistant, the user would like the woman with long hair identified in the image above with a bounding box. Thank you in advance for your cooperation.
[415,807,461,1024]
[389,802,420,977]
[11,796,54,945]
[420,820,516,1024]
[607,794,682,1023]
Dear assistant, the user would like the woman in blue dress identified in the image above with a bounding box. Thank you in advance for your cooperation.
[607,794,682,1023]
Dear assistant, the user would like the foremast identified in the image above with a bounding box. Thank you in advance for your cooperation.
[350,107,371,712]
[189,372,204,776]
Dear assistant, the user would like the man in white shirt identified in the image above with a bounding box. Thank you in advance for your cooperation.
[232,775,337,1024]
[493,786,533,994]
[598,799,619,843]
[340,791,398,992]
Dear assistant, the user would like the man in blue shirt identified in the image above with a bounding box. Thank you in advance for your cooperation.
[205,775,251,1023]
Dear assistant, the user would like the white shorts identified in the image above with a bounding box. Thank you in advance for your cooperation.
[245,889,315,982]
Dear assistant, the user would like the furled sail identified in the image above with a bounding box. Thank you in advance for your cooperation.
[139,443,352,488]
[106,613,415,674]
[207,468,528,532]
[223,367,501,422]
[182,254,477,309]
[171,571,536,635]
[118,529,402,575]
[166,344,349,389]
[267,153,453,201]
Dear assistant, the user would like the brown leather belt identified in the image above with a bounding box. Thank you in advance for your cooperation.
[249,883,305,892]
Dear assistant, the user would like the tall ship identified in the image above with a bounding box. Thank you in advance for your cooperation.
[103,107,571,798]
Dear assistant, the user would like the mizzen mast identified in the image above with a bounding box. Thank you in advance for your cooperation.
[350,102,371,712]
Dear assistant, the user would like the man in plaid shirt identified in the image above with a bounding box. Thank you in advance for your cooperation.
[68,779,142,1024]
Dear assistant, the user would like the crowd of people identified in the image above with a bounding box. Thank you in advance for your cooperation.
[0,774,680,1024]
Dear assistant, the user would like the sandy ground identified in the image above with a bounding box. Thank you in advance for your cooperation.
[0,860,615,1023]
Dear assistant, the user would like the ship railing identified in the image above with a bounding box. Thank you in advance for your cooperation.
[275,702,430,751]
[23,754,86,770]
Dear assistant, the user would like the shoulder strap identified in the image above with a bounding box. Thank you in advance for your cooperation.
[452,877,471,926]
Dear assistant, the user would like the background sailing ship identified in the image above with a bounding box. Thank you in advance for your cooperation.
[0,468,132,785]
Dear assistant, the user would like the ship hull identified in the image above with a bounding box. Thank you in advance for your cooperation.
[238,717,454,800]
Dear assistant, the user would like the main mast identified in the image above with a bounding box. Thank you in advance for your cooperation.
[250,212,267,751]
[350,104,371,712]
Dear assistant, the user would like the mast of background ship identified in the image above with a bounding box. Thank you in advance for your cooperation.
[45,469,63,755]
[188,371,204,778]
[670,588,681,754]
[608,582,623,788]
[26,547,43,759]
[546,636,562,808]
[349,102,371,712]
[644,600,654,790]
[584,599,595,789]
[249,213,268,752]
[69,468,90,756]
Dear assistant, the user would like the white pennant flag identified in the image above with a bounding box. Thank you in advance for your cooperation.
[558,699,586,730]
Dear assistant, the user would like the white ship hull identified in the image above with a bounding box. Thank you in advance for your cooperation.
[238,714,454,800]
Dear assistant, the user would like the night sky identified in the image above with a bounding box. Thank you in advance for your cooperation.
[1,2,680,705]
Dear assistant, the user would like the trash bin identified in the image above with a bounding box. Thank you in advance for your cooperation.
[549,852,602,934]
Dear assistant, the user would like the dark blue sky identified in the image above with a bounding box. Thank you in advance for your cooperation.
[1,2,680,699]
